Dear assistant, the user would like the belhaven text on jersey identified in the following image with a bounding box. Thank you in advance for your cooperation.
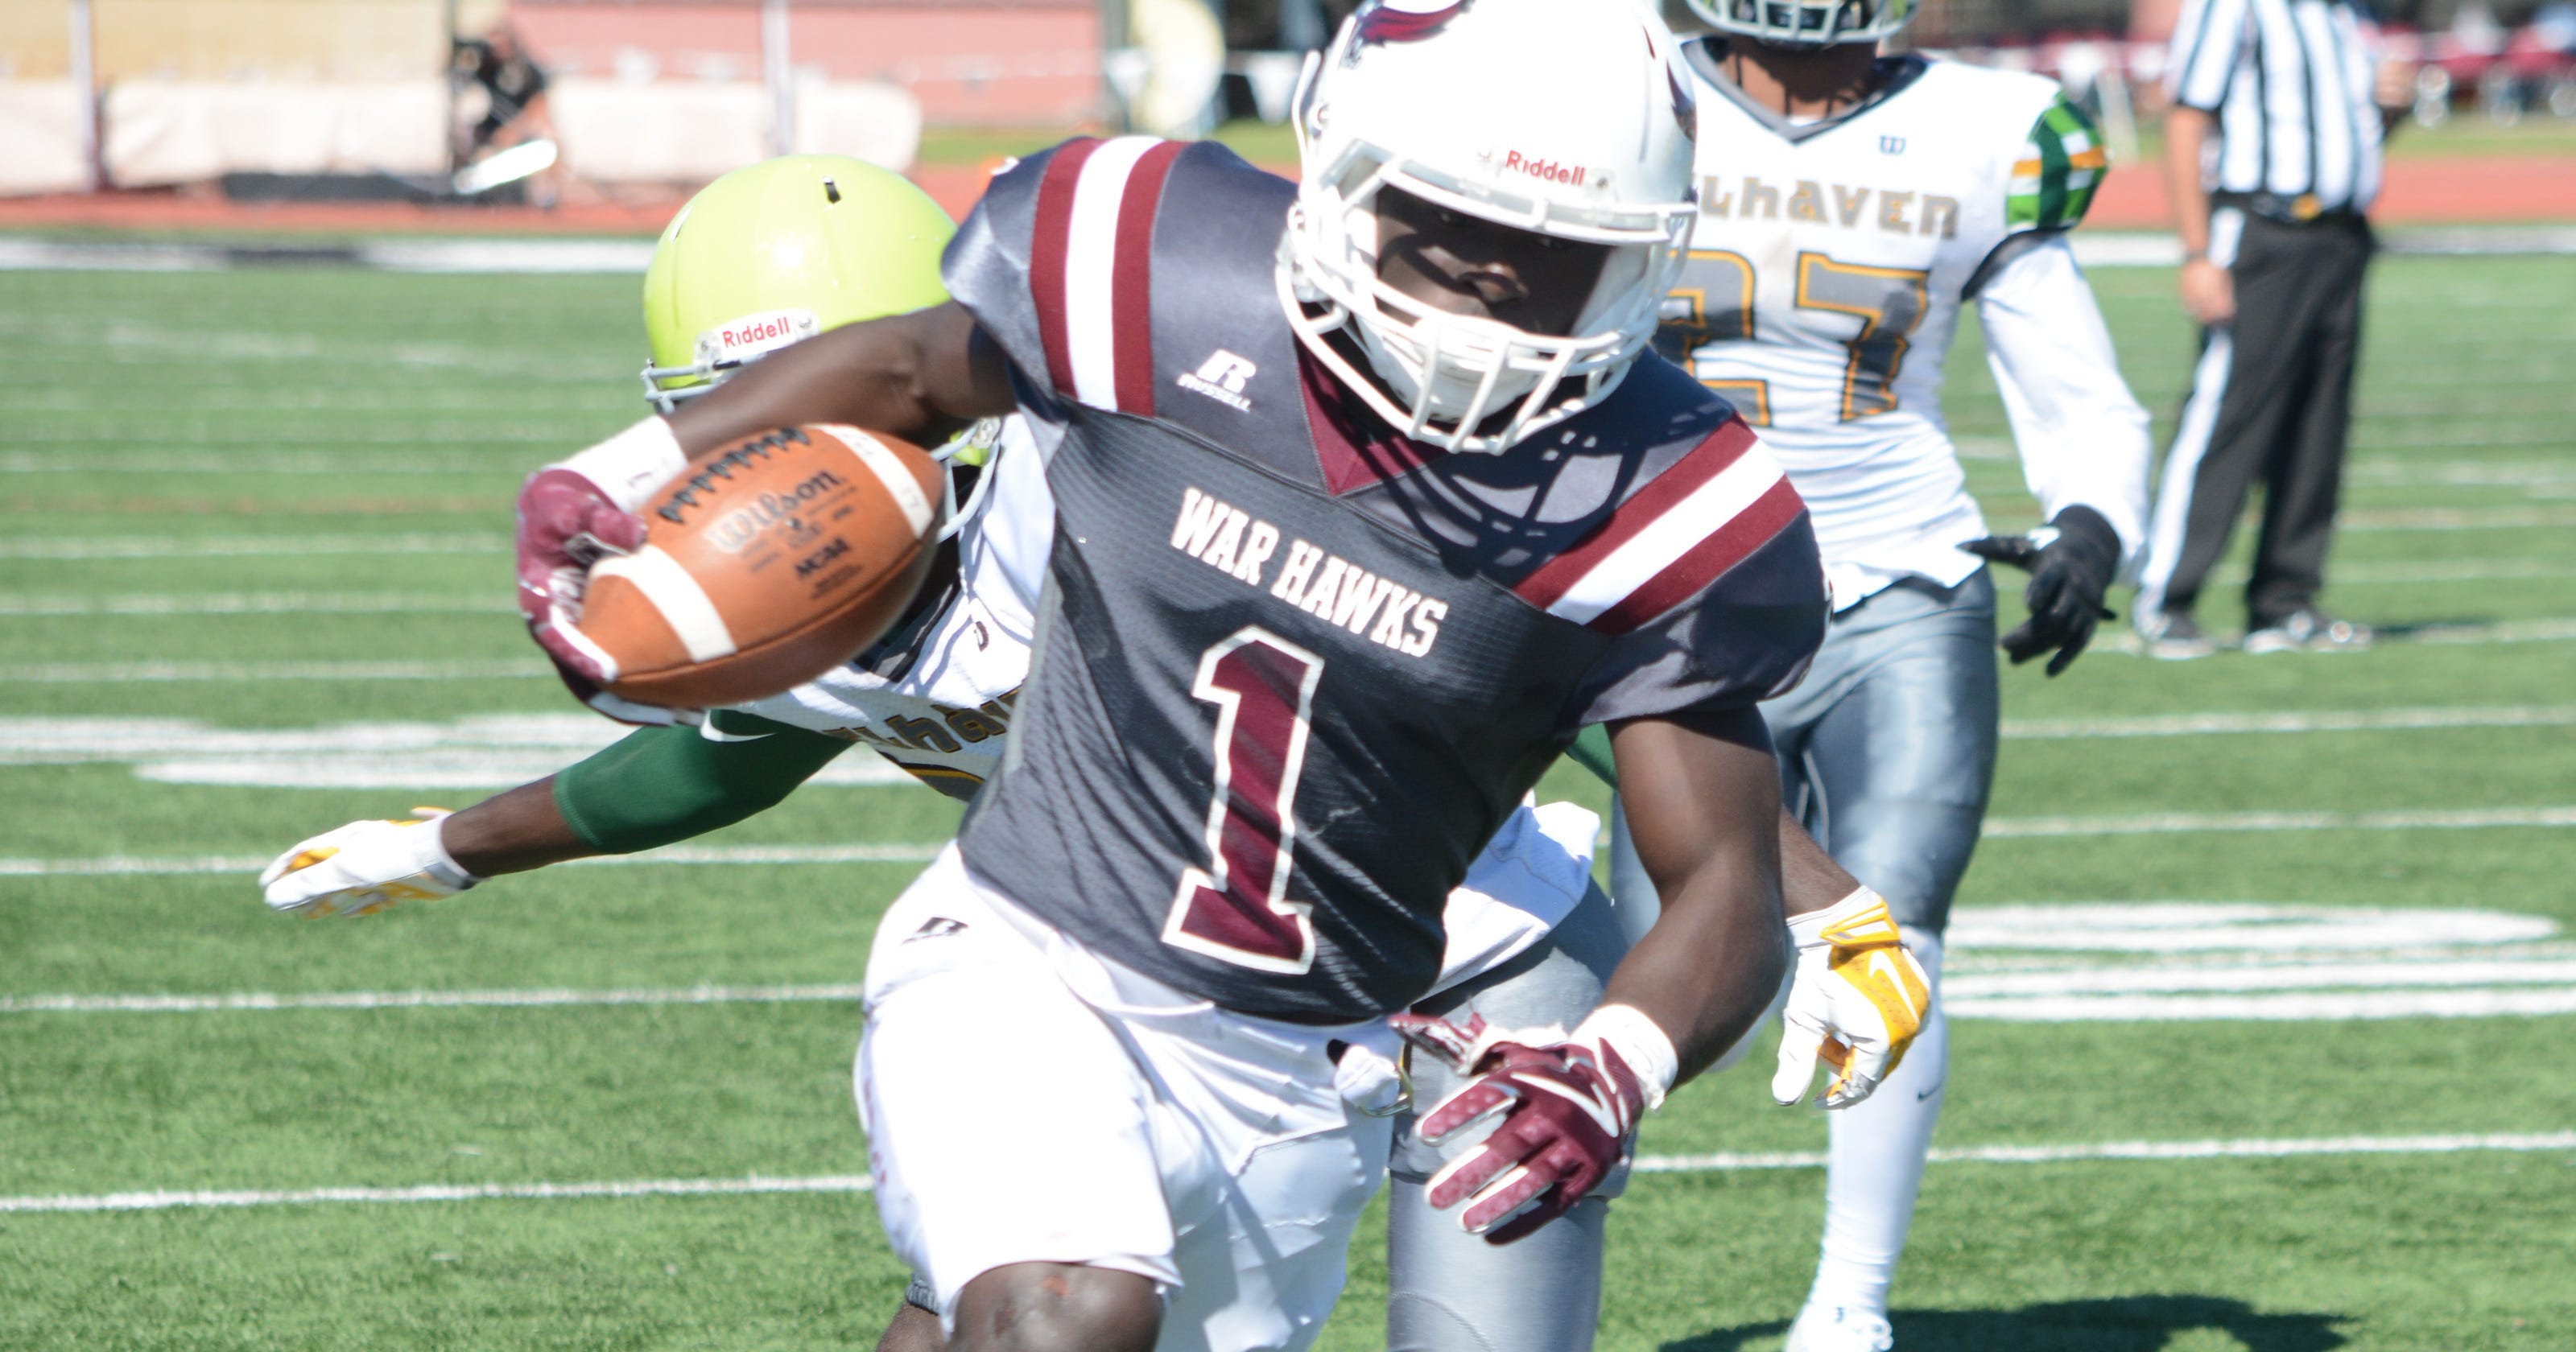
[945,135,1827,1022]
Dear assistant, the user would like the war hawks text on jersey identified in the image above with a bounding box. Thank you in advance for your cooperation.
[1662,49,2109,601]
[942,136,1827,1023]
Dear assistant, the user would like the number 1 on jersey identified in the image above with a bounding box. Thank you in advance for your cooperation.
[1163,627,1323,974]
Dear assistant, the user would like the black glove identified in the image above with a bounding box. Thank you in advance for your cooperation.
[1961,505,2120,677]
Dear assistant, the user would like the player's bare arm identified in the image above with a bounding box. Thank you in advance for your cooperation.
[662,301,1016,456]
[1600,707,1794,1078]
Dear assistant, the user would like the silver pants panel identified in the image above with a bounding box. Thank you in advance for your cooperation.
[1383,880,1627,1352]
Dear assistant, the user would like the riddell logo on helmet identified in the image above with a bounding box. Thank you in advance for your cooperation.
[1501,151,1587,188]
[699,307,819,362]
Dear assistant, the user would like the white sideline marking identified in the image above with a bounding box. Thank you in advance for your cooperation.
[1949,988,2576,1020]
[0,842,943,879]
[0,983,868,1015]
[2403,617,2576,645]
[2341,507,2576,531]
[8,1132,2570,1214]
[0,1174,877,1214]
[0,660,551,683]
[0,593,505,616]
[1633,1131,2576,1175]
[1985,806,2576,837]
[1947,902,2557,953]
[1958,957,2576,996]
[3,430,574,446]
[0,238,654,275]
[0,534,503,560]
[0,452,497,476]
[0,715,915,788]
[2001,705,2576,739]
[2094,616,2576,657]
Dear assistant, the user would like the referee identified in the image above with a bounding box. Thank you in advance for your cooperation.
[2135,0,2411,657]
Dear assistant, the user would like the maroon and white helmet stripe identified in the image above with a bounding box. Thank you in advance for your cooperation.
[1513,417,1806,633]
[1027,136,1186,417]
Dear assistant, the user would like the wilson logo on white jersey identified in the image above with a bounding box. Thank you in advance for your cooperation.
[1178,350,1257,411]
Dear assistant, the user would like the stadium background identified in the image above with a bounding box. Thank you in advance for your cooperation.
[2,2,2573,1350]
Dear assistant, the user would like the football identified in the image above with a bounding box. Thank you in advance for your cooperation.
[574,423,943,708]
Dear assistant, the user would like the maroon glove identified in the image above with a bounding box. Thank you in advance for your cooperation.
[513,419,691,725]
[1392,1012,1650,1244]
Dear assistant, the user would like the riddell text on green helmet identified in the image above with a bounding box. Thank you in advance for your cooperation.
[641,153,959,410]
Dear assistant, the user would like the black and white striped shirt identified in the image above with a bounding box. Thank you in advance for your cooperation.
[2165,0,2384,214]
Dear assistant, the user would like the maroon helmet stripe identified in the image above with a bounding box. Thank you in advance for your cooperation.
[1111,139,1187,418]
[1587,477,1807,634]
[1028,137,1101,399]
[1512,415,1760,609]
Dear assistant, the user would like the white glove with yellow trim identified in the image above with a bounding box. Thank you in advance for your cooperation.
[1772,888,1931,1109]
[258,810,480,918]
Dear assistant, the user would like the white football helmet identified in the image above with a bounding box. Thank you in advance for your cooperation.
[1280,0,1699,454]
[1683,0,1918,49]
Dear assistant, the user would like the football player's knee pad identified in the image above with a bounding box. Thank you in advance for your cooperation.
[1385,1179,1607,1352]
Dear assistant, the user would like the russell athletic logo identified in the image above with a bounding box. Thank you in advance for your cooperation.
[1177,350,1257,411]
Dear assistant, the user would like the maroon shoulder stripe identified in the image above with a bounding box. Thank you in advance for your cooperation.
[1587,476,1806,634]
[1110,139,1187,418]
[1027,137,1101,399]
[1512,415,1760,610]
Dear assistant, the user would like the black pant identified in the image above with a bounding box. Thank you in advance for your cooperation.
[2141,211,2373,627]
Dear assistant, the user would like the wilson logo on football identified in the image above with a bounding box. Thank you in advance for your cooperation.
[705,470,847,554]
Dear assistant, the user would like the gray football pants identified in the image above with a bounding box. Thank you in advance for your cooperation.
[1612,571,1999,939]
[1386,876,1629,1352]
[1383,575,1998,1352]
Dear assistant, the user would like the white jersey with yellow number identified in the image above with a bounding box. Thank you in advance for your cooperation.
[1670,48,2148,608]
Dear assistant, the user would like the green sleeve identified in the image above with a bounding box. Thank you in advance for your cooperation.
[552,709,852,855]
[1567,723,1618,791]
[2006,96,2107,233]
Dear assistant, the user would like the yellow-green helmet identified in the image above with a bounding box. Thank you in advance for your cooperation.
[641,154,956,410]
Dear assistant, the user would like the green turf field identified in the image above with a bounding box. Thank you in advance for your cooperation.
[4,253,2574,1352]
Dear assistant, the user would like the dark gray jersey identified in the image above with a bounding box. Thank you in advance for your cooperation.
[944,137,1826,1022]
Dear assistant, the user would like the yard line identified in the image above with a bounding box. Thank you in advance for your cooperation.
[2097,616,2576,654]
[2,430,576,446]
[0,593,504,616]
[0,842,946,879]
[2403,617,2576,645]
[0,534,503,560]
[0,659,549,683]
[9,1131,2570,1214]
[0,452,501,476]
[1984,806,2576,838]
[2001,705,2576,739]
[1635,1131,2576,1175]
[0,1175,877,1214]
[0,983,869,1015]
[14,807,2576,876]
[1952,956,2576,997]
[2340,507,2576,530]
[1949,988,2576,1020]
[2244,558,2576,585]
